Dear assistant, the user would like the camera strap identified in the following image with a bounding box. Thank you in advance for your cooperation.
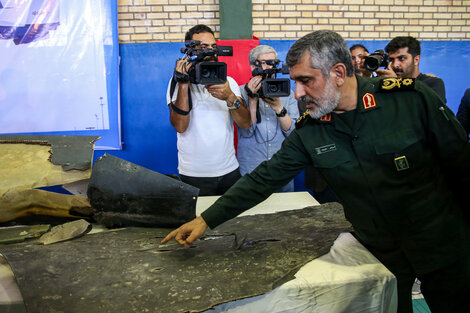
[244,83,259,98]
[244,84,261,123]
[169,76,192,115]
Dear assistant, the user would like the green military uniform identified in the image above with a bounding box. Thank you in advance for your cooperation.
[201,75,470,312]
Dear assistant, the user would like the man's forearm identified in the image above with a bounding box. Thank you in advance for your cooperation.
[170,83,191,133]
[278,113,293,132]
[227,95,251,130]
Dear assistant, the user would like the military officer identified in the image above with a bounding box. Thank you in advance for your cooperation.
[162,30,470,313]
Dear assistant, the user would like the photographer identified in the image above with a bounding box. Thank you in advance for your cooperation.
[349,44,373,78]
[376,36,446,103]
[166,24,250,196]
[237,45,299,192]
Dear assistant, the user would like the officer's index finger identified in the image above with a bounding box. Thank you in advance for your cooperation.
[161,229,178,244]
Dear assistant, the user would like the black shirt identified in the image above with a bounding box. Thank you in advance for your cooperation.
[457,88,470,136]
[417,73,446,103]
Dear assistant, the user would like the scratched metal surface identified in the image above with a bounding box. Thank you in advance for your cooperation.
[0,203,352,313]
[0,135,99,171]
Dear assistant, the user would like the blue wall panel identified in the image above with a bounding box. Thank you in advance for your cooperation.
[94,42,181,174]
[96,40,470,193]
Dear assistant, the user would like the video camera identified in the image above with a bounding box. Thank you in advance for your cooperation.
[251,59,291,98]
[364,49,389,72]
[180,40,233,85]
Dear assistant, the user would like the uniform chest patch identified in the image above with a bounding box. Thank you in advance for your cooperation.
[315,143,336,155]
[394,155,409,171]
[362,93,376,109]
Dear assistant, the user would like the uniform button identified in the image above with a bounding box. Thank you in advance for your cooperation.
[268,144,271,146]
[352,135,359,140]
[265,105,269,108]
[266,118,270,121]
[268,130,271,133]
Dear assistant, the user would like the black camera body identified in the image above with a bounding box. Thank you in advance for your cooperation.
[251,59,291,98]
[181,40,233,85]
[364,49,389,72]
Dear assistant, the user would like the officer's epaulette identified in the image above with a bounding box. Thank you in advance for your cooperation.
[378,77,415,92]
[295,109,311,129]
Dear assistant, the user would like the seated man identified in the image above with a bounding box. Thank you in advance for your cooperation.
[377,36,446,103]
[237,45,299,192]
[166,24,251,196]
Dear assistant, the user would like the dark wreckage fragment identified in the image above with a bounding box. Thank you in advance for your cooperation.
[0,203,352,313]
[87,154,199,228]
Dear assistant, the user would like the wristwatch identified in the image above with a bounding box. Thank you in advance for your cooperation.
[276,107,287,117]
[228,98,241,110]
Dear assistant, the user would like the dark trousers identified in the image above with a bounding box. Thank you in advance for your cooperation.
[363,244,470,313]
[180,168,241,196]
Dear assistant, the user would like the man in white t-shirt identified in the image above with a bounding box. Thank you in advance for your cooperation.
[166,24,251,196]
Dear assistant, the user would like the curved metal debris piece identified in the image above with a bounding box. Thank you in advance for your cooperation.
[0,203,352,313]
[87,154,199,227]
[38,219,92,245]
[0,135,100,171]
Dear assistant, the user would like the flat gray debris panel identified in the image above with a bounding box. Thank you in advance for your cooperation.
[0,203,352,313]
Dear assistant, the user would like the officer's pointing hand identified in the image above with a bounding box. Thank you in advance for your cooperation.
[161,216,208,248]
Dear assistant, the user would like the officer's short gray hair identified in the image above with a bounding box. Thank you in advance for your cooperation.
[286,30,354,77]
[249,45,277,65]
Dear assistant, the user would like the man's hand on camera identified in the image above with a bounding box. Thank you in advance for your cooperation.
[174,57,192,83]
[264,97,283,113]
[161,216,208,248]
[175,57,192,73]
[205,81,233,101]
[247,76,263,96]
[376,63,397,78]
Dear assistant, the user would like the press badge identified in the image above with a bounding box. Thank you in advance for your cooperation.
[394,156,409,171]
[315,144,337,155]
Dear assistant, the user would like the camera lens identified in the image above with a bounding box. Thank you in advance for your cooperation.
[364,55,380,72]
[201,68,214,78]
[267,83,280,93]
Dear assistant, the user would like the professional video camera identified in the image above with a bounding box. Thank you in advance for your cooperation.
[251,59,291,98]
[364,49,389,72]
[180,40,233,85]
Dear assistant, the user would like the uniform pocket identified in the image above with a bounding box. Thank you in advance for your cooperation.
[374,128,422,155]
[310,149,350,169]
[373,128,433,176]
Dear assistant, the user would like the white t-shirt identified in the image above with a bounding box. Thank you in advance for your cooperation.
[166,77,241,177]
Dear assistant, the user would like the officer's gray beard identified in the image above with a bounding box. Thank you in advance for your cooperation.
[306,80,341,119]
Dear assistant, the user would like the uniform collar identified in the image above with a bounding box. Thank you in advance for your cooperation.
[311,75,380,128]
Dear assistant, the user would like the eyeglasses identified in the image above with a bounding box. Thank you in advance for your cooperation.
[255,59,280,66]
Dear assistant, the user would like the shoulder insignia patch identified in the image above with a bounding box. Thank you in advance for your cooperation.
[295,109,311,129]
[362,93,376,109]
[319,113,332,122]
[379,78,415,92]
